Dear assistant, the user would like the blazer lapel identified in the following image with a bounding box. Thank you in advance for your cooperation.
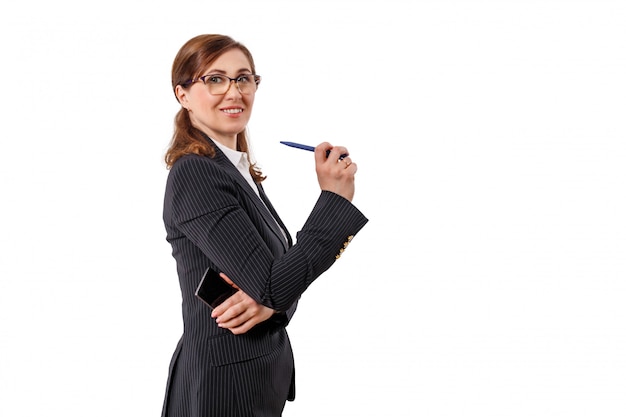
[210,142,290,252]
[257,183,292,247]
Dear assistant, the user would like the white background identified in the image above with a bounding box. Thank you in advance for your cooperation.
[1,1,625,416]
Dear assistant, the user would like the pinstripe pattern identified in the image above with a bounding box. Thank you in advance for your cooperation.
[161,139,368,416]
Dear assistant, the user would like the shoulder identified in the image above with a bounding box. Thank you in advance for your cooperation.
[170,153,216,175]
[164,153,240,221]
[165,153,239,205]
[167,154,230,186]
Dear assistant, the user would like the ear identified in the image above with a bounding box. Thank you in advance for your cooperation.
[175,84,189,107]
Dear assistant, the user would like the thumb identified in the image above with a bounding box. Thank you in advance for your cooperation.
[219,272,240,289]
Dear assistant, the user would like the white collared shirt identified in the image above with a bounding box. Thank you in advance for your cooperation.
[212,140,260,198]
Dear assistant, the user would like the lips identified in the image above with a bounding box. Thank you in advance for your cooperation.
[221,108,243,114]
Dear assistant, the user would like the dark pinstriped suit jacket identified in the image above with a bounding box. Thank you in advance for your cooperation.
[161,138,368,417]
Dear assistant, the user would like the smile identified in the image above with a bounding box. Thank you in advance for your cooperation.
[222,108,243,114]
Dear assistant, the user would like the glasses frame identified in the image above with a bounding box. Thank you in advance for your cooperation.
[183,73,261,95]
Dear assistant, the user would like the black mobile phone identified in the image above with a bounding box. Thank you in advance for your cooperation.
[195,267,238,309]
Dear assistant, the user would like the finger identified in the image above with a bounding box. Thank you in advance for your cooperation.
[217,297,263,328]
[218,306,256,328]
[219,272,240,289]
[330,146,349,161]
[218,312,250,329]
[215,291,261,324]
[211,296,235,318]
[340,156,353,169]
[211,291,244,319]
[215,303,247,324]
[225,312,266,334]
[228,320,256,335]
[315,142,332,164]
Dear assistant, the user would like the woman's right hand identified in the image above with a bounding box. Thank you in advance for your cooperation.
[314,142,357,202]
[211,273,276,335]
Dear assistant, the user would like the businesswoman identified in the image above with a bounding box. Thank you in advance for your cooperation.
[161,34,368,417]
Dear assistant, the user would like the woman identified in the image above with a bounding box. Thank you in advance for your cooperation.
[161,34,368,417]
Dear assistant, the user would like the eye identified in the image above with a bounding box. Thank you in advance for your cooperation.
[237,75,252,84]
[204,75,226,85]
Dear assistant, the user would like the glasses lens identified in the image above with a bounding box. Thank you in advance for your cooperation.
[235,75,258,94]
[203,74,259,95]
[204,75,229,95]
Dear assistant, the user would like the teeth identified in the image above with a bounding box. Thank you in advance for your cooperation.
[222,109,243,114]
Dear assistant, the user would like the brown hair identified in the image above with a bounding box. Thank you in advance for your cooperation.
[164,34,265,182]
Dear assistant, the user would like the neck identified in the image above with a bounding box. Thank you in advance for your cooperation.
[198,127,237,150]
[212,135,237,151]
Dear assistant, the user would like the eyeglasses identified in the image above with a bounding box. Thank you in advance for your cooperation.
[182,73,261,95]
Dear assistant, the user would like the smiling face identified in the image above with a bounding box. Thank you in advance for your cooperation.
[175,48,256,149]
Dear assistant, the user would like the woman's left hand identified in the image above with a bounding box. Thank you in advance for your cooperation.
[210,273,276,335]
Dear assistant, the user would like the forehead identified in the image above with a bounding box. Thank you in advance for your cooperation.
[204,48,252,74]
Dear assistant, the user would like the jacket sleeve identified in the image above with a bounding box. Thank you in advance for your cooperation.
[167,155,368,312]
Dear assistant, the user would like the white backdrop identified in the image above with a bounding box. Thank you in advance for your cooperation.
[1,1,625,416]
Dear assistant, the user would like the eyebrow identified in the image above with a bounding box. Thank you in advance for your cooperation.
[205,68,252,75]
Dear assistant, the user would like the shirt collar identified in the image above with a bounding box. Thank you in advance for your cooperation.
[212,139,248,169]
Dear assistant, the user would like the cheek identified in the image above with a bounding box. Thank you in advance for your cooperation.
[245,95,255,109]
[189,89,218,111]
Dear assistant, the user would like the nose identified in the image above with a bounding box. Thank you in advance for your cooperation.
[224,79,242,97]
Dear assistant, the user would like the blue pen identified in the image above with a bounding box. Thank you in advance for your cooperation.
[280,141,348,159]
